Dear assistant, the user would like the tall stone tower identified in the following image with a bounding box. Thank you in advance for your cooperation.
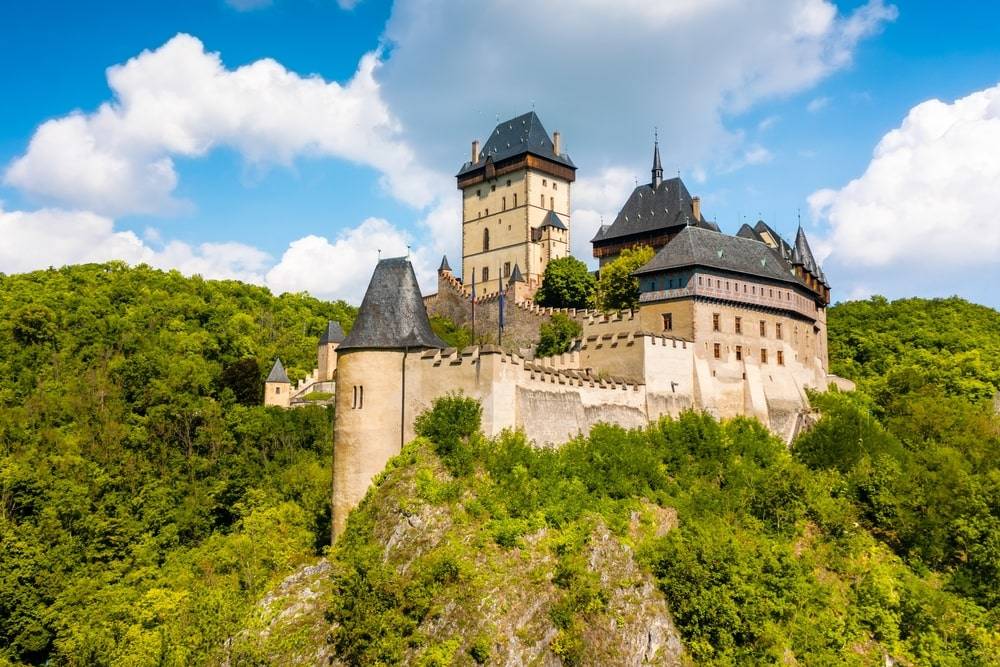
[317,320,345,381]
[456,112,576,297]
[332,257,446,538]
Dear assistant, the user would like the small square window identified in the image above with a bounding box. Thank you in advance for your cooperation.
[542,178,547,186]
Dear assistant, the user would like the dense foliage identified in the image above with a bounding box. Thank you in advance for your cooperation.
[593,245,654,312]
[328,395,1000,665]
[4,257,1000,667]
[535,313,582,358]
[0,263,354,665]
[533,256,595,310]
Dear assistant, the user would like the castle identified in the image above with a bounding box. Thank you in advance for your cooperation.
[265,112,852,538]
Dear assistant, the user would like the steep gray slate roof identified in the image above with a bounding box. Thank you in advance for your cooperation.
[438,254,451,272]
[338,257,447,351]
[540,210,568,230]
[592,177,712,243]
[794,226,820,275]
[456,111,575,176]
[319,320,345,345]
[634,225,807,288]
[267,358,290,383]
[753,220,795,260]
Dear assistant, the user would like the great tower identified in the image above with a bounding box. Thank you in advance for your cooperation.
[456,112,576,297]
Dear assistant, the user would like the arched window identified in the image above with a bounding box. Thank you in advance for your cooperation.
[483,228,490,251]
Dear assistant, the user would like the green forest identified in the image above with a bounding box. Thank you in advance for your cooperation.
[2,264,1000,665]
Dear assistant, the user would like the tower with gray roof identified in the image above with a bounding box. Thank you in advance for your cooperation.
[457,111,576,298]
[264,358,291,408]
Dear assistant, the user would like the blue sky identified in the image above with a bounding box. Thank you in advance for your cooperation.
[1,1,999,305]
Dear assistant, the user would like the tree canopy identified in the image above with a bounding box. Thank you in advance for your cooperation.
[534,256,595,309]
[593,245,654,312]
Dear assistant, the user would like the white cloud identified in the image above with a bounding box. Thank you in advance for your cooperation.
[810,81,1000,269]
[265,216,436,301]
[4,33,448,217]
[570,167,637,262]
[0,205,269,282]
[807,96,831,112]
[379,0,896,174]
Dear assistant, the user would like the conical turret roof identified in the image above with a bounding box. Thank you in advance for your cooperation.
[509,263,524,284]
[267,358,290,383]
[794,226,819,275]
[438,254,451,272]
[319,320,345,345]
[338,257,447,352]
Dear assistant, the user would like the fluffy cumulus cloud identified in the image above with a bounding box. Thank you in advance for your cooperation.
[810,82,1000,282]
[0,205,270,282]
[265,216,435,301]
[4,33,448,217]
[379,0,896,174]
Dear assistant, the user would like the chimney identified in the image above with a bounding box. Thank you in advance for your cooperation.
[471,140,480,164]
[553,131,561,156]
[692,196,701,221]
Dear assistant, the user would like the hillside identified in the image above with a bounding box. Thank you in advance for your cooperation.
[0,263,355,665]
[2,266,1000,666]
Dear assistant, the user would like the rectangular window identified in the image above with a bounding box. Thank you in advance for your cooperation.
[491,184,496,192]
[542,179,547,186]
[699,276,703,285]
[502,196,506,210]
[662,313,673,331]
[777,350,785,365]
[275,386,281,395]
[713,313,720,332]
[513,193,518,207]
[761,349,768,364]
[726,281,730,290]
[540,194,544,207]
[482,267,489,282]
[550,196,554,210]
[553,182,558,190]
[769,289,774,297]
[506,179,511,187]
[736,345,743,361]
[735,317,742,334]
[776,323,783,340]
[713,343,721,359]
[504,262,511,277]
[352,385,364,409]
[760,320,766,336]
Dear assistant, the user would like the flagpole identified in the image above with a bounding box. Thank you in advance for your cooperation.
[498,264,503,346]
[471,269,476,345]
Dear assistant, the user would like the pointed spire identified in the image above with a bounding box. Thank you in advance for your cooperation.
[794,226,819,275]
[509,263,524,284]
[651,128,663,188]
[267,358,290,383]
[438,254,452,273]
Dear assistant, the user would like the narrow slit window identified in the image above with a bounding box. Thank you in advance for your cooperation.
[713,313,720,332]
[761,349,768,364]
[735,316,742,334]
[713,343,721,359]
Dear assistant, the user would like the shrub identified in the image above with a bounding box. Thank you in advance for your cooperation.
[536,313,582,358]
[413,393,482,475]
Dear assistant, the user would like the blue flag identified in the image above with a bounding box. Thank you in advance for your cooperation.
[498,287,505,331]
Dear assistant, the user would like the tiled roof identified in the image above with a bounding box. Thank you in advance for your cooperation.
[456,111,575,176]
[266,358,290,383]
[338,257,447,351]
[591,176,711,243]
[634,225,808,288]
[319,320,345,345]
